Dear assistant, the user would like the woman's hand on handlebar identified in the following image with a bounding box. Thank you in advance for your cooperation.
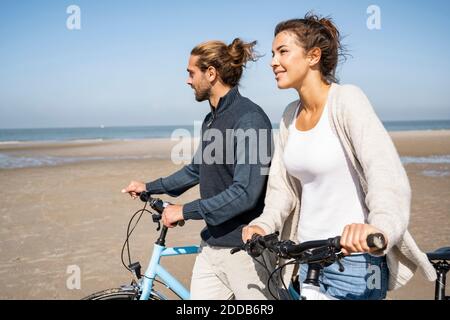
[340,223,388,255]
[242,225,267,243]
[121,181,146,199]
[162,204,184,228]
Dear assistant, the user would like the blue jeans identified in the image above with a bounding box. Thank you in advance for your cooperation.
[299,254,389,300]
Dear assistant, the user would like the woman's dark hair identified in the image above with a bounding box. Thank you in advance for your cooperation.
[275,12,347,83]
[191,38,260,87]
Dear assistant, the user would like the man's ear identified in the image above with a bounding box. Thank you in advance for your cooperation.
[307,47,322,67]
[206,66,217,83]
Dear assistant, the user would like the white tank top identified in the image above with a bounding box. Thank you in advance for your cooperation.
[283,103,368,244]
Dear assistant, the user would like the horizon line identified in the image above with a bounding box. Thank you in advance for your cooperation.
[1,118,450,130]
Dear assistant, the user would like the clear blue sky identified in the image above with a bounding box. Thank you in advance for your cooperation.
[1,0,449,128]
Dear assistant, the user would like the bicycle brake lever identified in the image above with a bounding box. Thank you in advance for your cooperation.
[337,259,345,272]
[151,213,162,231]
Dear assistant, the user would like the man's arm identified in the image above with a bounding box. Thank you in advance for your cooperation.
[146,144,201,197]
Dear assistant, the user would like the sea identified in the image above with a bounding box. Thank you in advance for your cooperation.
[1,120,450,143]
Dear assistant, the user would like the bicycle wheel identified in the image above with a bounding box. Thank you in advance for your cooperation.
[82,287,164,300]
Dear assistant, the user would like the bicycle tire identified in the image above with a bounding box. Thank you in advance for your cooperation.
[82,287,164,300]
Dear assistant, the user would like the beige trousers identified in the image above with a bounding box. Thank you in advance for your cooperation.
[190,241,276,300]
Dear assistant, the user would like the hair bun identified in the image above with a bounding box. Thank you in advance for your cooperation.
[319,17,339,41]
[228,38,258,68]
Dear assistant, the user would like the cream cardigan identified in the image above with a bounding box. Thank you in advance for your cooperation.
[249,83,436,290]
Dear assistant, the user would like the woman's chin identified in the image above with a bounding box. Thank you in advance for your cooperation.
[276,81,290,89]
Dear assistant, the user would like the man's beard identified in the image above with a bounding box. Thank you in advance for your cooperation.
[194,85,211,102]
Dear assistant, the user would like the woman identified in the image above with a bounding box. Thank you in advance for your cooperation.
[242,13,436,300]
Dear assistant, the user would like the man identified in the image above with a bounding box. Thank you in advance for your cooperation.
[122,38,273,299]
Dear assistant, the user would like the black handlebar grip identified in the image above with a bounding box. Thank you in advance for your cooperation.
[331,236,342,250]
[230,247,241,255]
[177,220,185,227]
[139,191,151,202]
[367,233,387,250]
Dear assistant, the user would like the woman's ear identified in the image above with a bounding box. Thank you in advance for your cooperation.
[307,47,322,67]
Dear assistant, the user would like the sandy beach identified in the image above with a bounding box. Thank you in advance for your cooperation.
[0,130,449,300]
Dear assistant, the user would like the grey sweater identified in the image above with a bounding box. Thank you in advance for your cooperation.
[249,83,436,290]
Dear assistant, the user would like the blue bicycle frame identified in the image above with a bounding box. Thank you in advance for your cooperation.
[139,243,200,300]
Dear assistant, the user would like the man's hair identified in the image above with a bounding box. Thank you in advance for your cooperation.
[191,38,260,87]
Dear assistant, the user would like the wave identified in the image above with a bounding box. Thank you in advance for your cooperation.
[421,170,450,177]
[401,155,450,164]
[0,154,164,169]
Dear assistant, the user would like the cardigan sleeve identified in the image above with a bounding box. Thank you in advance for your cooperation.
[339,85,411,253]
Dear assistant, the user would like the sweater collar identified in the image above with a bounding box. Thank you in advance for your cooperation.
[210,86,240,116]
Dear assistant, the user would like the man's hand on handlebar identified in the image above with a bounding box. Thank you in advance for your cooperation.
[121,181,186,228]
[121,181,146,199]
[136,191,186,228]
[161,204,184,228]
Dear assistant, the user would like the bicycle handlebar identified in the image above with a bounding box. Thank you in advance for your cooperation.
[277,233,386,257]
[139,191,185,227]
[232,232,386,260]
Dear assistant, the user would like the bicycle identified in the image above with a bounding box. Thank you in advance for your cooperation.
[232,232,450,300]
[83,191,199,300]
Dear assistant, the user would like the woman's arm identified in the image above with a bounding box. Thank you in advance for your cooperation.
[340,85,411,253]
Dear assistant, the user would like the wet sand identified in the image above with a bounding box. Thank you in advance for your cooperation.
[0,131,449,299]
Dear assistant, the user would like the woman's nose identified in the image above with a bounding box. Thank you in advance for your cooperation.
[271,56,279,68]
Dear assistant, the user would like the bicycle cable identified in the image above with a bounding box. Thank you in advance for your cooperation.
[119,203,185,300]
[120,202,152,272]
[267,259,299,300]
[250,252,282,300]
